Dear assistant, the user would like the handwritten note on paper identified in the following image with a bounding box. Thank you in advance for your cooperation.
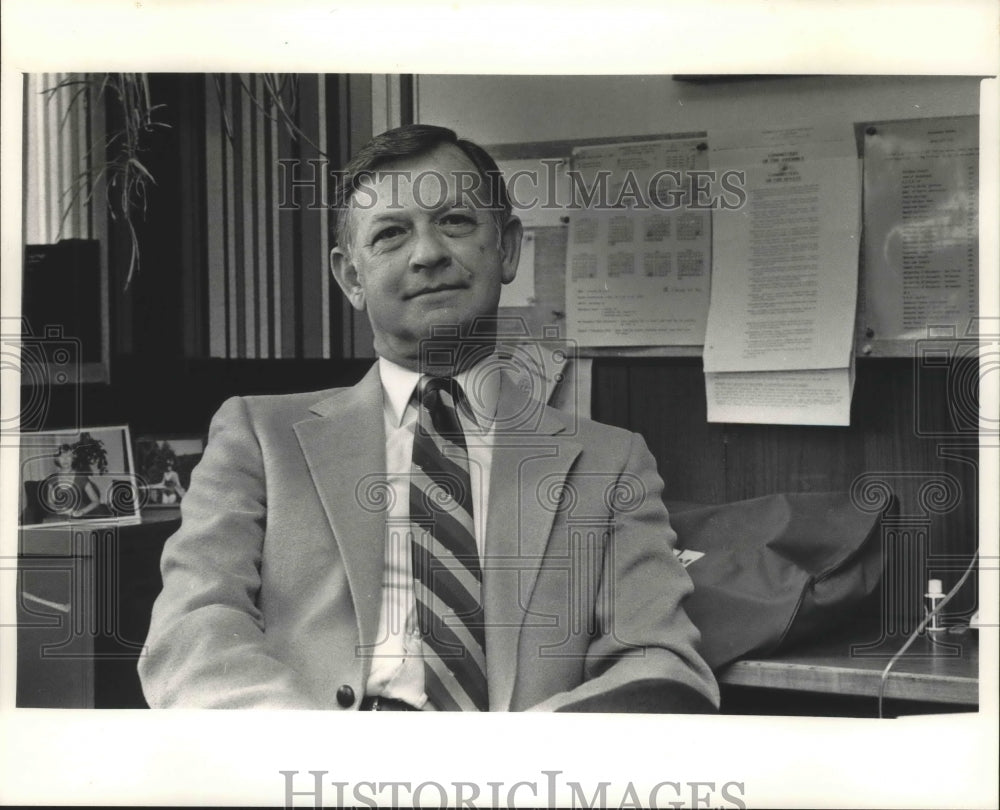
[564,138,712,347]
[861,116,978,344]
[703,125,861,425]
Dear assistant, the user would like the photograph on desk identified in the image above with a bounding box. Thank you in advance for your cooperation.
[17,425,141,528]
[133,435,204,508]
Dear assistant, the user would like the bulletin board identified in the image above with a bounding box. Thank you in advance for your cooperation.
[489,115,981,360]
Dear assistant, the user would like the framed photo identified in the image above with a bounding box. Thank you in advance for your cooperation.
[133,435,205,508]
[18,425,140,528]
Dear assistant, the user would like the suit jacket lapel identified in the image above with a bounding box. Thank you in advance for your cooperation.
[294,364,387,663]
[484,374,581,710]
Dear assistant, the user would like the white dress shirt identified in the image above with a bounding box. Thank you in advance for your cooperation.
[364,356,500,708]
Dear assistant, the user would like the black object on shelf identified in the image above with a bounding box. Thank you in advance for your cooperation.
[23,239,102,363]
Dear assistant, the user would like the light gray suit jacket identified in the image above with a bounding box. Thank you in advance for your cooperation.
[139,364,719,711]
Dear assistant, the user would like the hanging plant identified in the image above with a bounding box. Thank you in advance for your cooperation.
[45,72,169,288]
[45,72,325,289]
[212,73,327,156]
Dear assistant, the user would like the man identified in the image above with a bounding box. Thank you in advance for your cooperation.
[139,124,719,712]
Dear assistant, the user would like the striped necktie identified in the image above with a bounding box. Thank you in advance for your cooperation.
[409,376,488,711]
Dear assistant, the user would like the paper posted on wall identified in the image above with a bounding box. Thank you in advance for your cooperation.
[703,124,862,425]
[860,116,979,344]
[499,229,536,308]
[564,137,713,347]
[495,156,573,230]
[704,365,855,427]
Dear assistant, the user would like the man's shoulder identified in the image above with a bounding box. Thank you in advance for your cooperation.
[241,386,353,410]
[540,402,636,447]
[218,382,368,424]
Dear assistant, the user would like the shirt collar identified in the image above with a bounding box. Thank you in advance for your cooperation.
[377,355,502,430]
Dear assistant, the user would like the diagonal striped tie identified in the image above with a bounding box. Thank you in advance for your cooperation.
[410,376,488,711]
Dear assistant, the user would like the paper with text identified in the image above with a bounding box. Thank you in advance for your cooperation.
[565,138,712,347]
[704,126,860,372]
[499,229,536,308]
[703,125,861,425]
[705,364,855,426]
[860,116,978,342]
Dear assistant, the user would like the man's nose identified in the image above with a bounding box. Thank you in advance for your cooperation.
[409,224,450,271]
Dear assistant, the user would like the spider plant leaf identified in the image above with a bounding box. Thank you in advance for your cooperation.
[238,75,282,124]
[56,86,90,130]
[40,78,91,98]
[128,157,157,184]
[212,74,235,142]
[124,218,141,288]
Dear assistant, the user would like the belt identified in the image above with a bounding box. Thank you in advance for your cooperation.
[359,695,420,711]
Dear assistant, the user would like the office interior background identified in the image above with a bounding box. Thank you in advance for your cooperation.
[17,74,983,711]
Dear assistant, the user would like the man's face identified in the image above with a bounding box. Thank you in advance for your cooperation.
[330,144,522,370]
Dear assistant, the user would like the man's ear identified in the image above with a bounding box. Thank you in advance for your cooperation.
[330,246,366,311]
[499,216,523,285]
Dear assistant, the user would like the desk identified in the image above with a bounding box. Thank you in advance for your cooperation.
[17,512,181,708]
[718,630,979,712]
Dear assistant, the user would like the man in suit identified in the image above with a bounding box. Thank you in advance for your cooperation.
[139,124,719,712]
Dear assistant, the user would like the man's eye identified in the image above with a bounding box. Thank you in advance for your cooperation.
[371,226,406,245]
[438,214,477,235]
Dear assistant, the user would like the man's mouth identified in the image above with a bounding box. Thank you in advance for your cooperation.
[406,285,466,299]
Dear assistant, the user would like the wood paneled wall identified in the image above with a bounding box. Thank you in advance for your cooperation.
[592,354,980,625]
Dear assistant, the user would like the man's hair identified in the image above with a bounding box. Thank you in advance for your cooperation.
[332,124,512,250]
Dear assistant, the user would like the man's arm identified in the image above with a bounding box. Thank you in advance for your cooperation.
[138,396,319,708]
[526,432,720,713]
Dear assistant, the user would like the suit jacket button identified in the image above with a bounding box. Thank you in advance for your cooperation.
[336,685,355,708]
